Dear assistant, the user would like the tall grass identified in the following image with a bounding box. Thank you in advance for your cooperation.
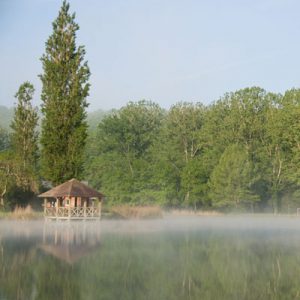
[10,205,42,220]
[111,205,163,219]
[166,209,222,216]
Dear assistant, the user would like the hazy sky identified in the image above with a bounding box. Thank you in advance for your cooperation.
[1,0,300,111]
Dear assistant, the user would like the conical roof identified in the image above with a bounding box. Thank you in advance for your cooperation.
[38,179,103,198]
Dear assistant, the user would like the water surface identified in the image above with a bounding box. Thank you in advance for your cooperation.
[1,216,300,300]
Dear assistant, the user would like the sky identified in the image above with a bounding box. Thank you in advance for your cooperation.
[1,0,300,111]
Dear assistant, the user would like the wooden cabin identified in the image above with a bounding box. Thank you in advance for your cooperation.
[38,179,104,220]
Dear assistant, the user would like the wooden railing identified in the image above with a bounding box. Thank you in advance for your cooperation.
[45,207,101,219]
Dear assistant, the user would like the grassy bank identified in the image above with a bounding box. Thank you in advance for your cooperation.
[0,205,43,220]
[4,204,294,221]
[105,205,223,219]
[0,204,164,220]
[108,205,163,219]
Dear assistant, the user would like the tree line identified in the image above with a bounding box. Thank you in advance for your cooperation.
[1,1,300,212]
[83,89,300,213]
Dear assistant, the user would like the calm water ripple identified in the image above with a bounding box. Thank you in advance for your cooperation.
[0,217,300,300]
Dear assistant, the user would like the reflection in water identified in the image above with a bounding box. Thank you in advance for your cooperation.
[0,221,102,300]
[40,222,101,264]
[1,217,300,299]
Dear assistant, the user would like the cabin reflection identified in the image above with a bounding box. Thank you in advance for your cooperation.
[39,222,101,264]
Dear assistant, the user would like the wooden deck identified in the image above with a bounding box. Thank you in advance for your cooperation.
[45,207,101,220]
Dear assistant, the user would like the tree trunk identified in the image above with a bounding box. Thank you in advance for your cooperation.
[0,184,7,207]
[272,193,279,215]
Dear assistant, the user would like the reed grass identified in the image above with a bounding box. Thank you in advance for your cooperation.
[111,205,163,219]
[9,205,42,220]
[166,209,222,216]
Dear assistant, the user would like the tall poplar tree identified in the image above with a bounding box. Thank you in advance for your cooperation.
[40,1,90,184]
[10,82,39,190]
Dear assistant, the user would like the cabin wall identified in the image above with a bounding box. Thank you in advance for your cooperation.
[70,197,80,207]
[48,196,97,208]
[62,197,87,207]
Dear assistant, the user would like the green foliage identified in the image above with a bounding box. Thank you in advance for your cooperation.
[152,102,207,206]
[0,150,37,209]
[209,144,259,209]
[0,151,15,207]
[40,0,90,185]
[83,89,300,211]
[181,156,210,208]
[85,101,164,204]
[201,88,289,211]
[279,89,300,185]
[10,82,39,192]
[0,127,10,152]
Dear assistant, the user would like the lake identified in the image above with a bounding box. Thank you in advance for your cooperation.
[1,216,300,300]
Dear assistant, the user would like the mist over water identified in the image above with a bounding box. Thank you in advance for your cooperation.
[1,216,300,300]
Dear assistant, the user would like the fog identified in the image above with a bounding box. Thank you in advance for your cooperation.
[2,215,300,237]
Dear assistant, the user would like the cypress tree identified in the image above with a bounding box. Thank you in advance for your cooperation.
[11,82,39,190]
[40,1,90,185]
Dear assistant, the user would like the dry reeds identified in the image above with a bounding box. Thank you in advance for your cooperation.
[166,209,222,217]
[111,205,163,219]
[10,205,40,220]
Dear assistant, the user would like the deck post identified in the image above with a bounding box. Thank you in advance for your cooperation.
[98,200,102,220]
[43,198,47,217]
[68,205,71,220]
[55,198,59,221]
[84,200,87,218]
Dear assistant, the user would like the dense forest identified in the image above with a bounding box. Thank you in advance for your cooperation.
[2,86,300,213]
[1,1,300,213]
[82,89,300,213]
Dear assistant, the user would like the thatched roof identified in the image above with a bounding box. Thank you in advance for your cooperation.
[38,178,103,199]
